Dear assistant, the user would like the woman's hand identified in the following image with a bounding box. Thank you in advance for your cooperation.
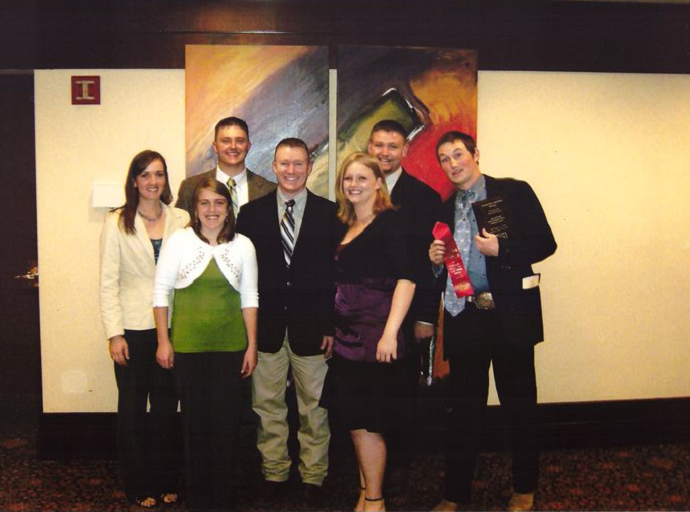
[429,239,446,265]
[241,346,258,378]
[240,307,258,378]
[376,333,398,363]
[156,339,175,370]
[109,335,129,366]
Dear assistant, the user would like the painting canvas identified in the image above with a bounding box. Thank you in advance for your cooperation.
[186,45,330,197]
[337,46,478,200]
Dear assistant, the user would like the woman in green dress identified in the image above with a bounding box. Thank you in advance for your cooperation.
[153,177,258,511]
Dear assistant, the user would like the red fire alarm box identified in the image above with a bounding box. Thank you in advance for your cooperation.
[71,76,101,105]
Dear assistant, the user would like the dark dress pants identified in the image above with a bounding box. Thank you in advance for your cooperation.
[114,329,179,502]
[443,306,539,504]
[175,351,245,511]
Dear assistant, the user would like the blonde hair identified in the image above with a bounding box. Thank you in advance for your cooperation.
[335,152,395,226]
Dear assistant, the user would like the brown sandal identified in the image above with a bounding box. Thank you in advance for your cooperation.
[133,496,157,508]
[160,492,178,505]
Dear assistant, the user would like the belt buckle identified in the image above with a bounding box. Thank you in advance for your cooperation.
[474,292,495,310]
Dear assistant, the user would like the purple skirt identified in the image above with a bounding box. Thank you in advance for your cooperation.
[333,277,404,363]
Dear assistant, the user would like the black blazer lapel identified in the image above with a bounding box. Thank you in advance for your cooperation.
[390,169,412,206]
[262,193,285,262]
[484,174,506,203]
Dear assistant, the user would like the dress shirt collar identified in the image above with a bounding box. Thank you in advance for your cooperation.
[215,165,247,187]
[277,187,308,213]
[277,187,308,241]
[456,173,486,203]
[385,167,403,193]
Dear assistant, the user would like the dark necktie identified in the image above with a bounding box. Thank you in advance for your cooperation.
[280,199,296,267]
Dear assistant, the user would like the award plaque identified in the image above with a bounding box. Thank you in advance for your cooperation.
[472,196,511,239]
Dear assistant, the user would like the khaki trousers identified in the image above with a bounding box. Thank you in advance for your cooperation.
[252,337,330,485]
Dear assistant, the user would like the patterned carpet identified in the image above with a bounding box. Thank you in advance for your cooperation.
[0,423,689,511]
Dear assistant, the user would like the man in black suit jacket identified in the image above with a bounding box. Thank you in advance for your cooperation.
[367,120,442,456]
[236,138,342,507]
[367,120,442,341]
[176,116,276,215]
[429,131,556,512]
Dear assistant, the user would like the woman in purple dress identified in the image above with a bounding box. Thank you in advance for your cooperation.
[325,152,415,512]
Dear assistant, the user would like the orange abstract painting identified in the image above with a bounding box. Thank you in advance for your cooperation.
[337,46,477,201]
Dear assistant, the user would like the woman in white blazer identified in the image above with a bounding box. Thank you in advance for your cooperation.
[100,150,189,509]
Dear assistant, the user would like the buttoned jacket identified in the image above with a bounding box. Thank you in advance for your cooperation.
[236,190,344,356]
[390,169,442,325]
[439,175,557,345]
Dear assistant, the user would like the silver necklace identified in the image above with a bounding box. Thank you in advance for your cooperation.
[137,209,162,222]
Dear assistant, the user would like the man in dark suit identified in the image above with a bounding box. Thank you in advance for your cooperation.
[236,138,342,507]
[429,131,556,512]
[367,120,442,456]
[176,116,276,216]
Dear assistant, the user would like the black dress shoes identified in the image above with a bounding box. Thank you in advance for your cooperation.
[298,482,324,509]
[255,480,288,506]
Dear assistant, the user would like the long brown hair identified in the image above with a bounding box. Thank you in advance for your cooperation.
[118,150,172,235]
[190,177,236,244]
[335,152,394,226]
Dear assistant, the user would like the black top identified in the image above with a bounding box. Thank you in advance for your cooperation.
[150,238,163,264]
[336,208,414,284]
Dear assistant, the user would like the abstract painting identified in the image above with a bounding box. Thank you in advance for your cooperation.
[337,46,477,200]
[186,45,330,197]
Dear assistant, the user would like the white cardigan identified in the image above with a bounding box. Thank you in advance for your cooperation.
[152,227,258,309]
[99,203,190,340]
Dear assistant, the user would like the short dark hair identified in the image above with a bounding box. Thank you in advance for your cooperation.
[370,119,408,139]
[119,150,172,235]
[190,177,236,244]
[435,131,477,161]
[274,137,311,161]
[214,116,249,140]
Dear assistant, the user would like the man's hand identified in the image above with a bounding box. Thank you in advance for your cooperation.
[320,335,334,359]
[414,322,435,341]
[475,228,499,257]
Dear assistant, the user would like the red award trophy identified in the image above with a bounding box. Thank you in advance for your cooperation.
[432,222,474,298]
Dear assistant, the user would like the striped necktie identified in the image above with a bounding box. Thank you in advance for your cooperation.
[280,199,296,267]
[227,178,238,217]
